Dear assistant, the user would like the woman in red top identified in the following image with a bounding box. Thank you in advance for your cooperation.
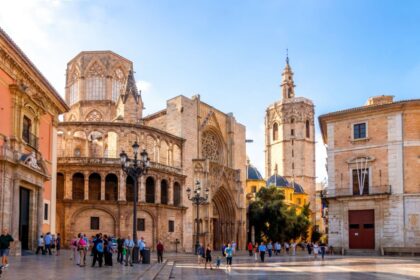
[247,242,253,256]
[156,240,164,263]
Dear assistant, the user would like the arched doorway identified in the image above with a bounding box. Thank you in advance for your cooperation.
[146,177,155,203]
[105,174,118,201]
[160,179,168,205]
[212,186,236,250]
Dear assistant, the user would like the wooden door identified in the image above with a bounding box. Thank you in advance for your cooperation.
[348,209,375,249]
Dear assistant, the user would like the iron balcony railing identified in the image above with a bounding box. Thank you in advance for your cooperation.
[326,185,391,198]
[22,131,39,150]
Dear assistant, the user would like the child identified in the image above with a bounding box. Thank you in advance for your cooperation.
[216,256,221,268]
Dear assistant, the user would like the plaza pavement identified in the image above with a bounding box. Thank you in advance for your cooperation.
[2,250,420,280]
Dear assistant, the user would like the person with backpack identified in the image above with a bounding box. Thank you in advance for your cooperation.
[123,234,134,267]
[92,234,104,267]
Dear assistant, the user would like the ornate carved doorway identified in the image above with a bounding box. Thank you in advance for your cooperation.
[211,186,236,250]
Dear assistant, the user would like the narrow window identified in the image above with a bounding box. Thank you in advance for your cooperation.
[272,123,278,141]
[292,162,294,169]
[291,129,295,136]
[22,116,32,143]
[353,123,366,139]
[292,149,294,157]
[90,217,100,230]
[44,203,49,221]
[168,220,175,232]
[137,218,145,231]
[306,120,310,138]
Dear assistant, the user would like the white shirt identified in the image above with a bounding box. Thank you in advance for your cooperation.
[38,237,44,246]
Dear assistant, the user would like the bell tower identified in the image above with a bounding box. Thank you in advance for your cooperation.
[281,55,296,100]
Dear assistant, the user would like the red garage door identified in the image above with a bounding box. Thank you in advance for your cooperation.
[348,210,375,249]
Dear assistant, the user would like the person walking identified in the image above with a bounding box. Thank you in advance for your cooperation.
[55,233,61,256]
[291,241,297,256]
[204,244,213,270]
[224,243,233,269]
[103,235,112,266]
[0,229,14,268]
[307,242,312,255]
[197,244,205,264]
[274,242,281,255]
[123,234,134,267]
[253,242,259,262]
[247,242,253,256]
[320,242,326,260]
[77,233,87,267]
[117,237,124,264]
[156,240,164,263]
[138,237,145,263]
[44,232,52,255]
[258,242,267,262]
[36,235,45,255]
[313,242,319,260]
[267,241,273,257]
[92,234,104,267]
[284,242,290,255]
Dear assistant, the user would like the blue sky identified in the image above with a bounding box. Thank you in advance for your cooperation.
[1,0,420,181]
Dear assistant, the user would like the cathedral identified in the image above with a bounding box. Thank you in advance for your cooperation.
[55,51,247,252]
[264,57,316,215]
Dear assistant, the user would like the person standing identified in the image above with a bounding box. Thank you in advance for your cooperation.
[307,242,312,255]
[70,235,79,264]
[247,242,253,256]
[117,237,124,264]
[274,242,281,255]
[92,234,104,267]
[36,235,45,255]
[156,240,164,263]
[0,229,14,268]
[284,242,290,255]
[204,244,213,270]
[77,233,87,267]
[291,241,297,256]
[320,242,326,260]
[55,233,61,256]
[51,234,56,255]
[138,237,145,263]
[313,242,319,260]
[258,242,267,262]
[197,244,205,264]
[224,243,233,269]
[254,242,259,262]
[44,232,52,255]
[124,234,134,267]
[232,241,236,255]
[267,241,273,257]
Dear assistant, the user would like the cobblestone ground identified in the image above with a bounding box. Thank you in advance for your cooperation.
[1,250,420,280]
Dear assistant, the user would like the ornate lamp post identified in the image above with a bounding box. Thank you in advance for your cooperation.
[186,180,209,254]
[120,142,150,263]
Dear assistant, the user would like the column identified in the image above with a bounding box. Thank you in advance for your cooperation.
[64,173,72,199]
[84,172,89,200]
[139,175,145,202]
[119,170,126,201]
[100,173,105,200]
[37,188,44,248]
[155,177,161,204]
[168,178,174,205]
[11,178,20,241]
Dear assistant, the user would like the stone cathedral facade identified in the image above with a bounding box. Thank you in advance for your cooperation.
[55,51,246,252]
[265,58,316,213]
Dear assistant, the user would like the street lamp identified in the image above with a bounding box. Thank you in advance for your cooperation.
[186,180,209,254]
[120,141,150,263]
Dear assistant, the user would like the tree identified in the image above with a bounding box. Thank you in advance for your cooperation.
[249,186,311,243]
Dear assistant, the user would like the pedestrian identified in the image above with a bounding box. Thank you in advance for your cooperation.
[274,241,281,255]
[36,235,45,255]
[254,242,259,262]
[320,242,326,260]
[156,240,164,263]
[204,244,213,270]
[307,242,312,255]
[70,235,79,264]
[117,236,124,264]
[216,256,221,268]
[221,243,226,257]
[285,242,290,255]
[138,237,145,263]
[258,242,267,262]
[232,241,236,255]
[291,241,297,256]
[224,243,233,269]
[313,242,319,260]
[51,234,56,255]
[197,243,205,264]
[92,234,104,267]
[55,233,61,256]
[83,234,89,264]
[104,235,112,266]
[0,228,14,268]
[267,241,273,257]
[247,242,253,256]
[77,233,87,267]
[44,232,52,255]
[123,234,134,267]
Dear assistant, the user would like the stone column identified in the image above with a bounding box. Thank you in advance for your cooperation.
[168,178,174,205]
[11,178,20,241]
[139,175,145,202]
[37,187,44,246]
[100,173,105,200]
[64,173,72,199]
[84,172,89,200]
[119,170,126,201]
[155,177,161,204]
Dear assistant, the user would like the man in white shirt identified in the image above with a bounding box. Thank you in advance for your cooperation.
[36,235,45,255]
[124,234,135,266]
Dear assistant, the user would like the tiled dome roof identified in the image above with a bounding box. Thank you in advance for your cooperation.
[247,165,263,180]
[266,174,289,187]
[292,182,305,194]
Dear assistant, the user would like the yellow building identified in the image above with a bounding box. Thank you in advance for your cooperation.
[245,160,266,205]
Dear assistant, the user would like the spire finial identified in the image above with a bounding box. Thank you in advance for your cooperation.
[286,48,289,65]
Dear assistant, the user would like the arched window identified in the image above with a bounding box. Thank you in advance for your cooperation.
[146,177,155,203]
[112,68,124,102]
[105,174,118,201]
[287,87,292,98]
[272,123,278,141]
[72,173,84,200]
[161,180,168,205]
[56,173,65,200]
[126,176,135,202]
[89,173,101,200]
[69,73,79,105]
[86,62,105,100]
[173,182,181,206]
[306,120,310,138]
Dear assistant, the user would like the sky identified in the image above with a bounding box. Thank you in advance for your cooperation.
[1,0,420,182]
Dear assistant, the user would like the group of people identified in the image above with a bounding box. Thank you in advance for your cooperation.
[196,241,238,270]
[248,240,328,262]
[36,232,61,256]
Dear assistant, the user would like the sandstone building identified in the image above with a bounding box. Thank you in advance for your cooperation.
[56,51,246,252]
[0,28,69,255]
[264,57,316,214]
[319,96,420,253]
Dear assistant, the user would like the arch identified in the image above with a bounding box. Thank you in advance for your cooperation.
[272,122,279,141]
[85,110,103,122]
[173,182,181,206]
[160,140,168,165]
[145,177,155,203]
[160,179,168,205]
[71,207,116,238]
[201,129,224,164]
[72,173,84,200]
[56,172,65,200]
[88,131,104,158]
[126,209,155,249]
[106,131,118,158]
[126,176,135,202]
[146,135,156,162]
[306,120,310,138]
[173,144,182,168]
[105,174,118,201]
[212,186,237,250]
[89,173,101,200]
[85,60,106,100]
[112,67,125,102]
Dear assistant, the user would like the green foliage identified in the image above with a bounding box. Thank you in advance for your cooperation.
[249,186,311,243]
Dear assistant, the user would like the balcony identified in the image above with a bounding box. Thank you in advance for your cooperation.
[326,185,391,199]
[22,131,39,150]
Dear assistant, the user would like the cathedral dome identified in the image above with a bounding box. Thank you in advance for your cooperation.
[266,174,289,187]
[247,165,263,180]
[292,182,305,194]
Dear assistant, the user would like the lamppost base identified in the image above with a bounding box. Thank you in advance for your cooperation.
[132,246,140,264]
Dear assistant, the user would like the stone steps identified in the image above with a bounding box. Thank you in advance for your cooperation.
[344,249,380,256]
[138,260,167,280]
